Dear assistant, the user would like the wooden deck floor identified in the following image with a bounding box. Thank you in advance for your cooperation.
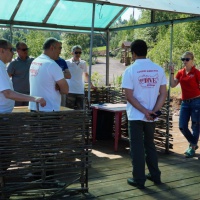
[4,116,200,199]
[69,115,200,200]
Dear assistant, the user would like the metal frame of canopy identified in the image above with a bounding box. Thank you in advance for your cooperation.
[1,0,200,152]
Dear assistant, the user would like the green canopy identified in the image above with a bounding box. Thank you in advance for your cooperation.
[0,0,199,33]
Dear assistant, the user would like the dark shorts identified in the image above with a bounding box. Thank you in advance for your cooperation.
[66,93,85,110]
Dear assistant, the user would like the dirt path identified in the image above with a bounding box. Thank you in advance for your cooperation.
[91,57,127,85]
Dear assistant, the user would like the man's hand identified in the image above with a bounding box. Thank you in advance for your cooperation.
[35,97,46,107]
[144,110,156,121]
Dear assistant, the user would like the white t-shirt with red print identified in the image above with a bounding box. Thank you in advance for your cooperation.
[122,58,167,121]
[29,54,64,111]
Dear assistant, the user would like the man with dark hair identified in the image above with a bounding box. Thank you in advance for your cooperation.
[29,37,69,111]
[7,42,34,106]
[122,39,167,189]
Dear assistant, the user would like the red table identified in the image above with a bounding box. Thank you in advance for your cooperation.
[91,103,127,151]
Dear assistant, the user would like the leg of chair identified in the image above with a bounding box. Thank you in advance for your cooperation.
[92,108,98,143]
[114,112,122,151]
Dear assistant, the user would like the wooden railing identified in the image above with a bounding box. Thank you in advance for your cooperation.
[0,110,91,199]
[85,86,173,152]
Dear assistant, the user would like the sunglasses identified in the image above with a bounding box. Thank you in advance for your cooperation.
[181,58,191,62]
[19,48,29,51]
[74,52,82,54]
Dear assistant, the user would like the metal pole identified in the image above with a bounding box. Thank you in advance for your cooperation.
[88,3,95,107]
[165,22,173,153]
[85,2,95,190]
[9,25,13,43]
[106,30,110,85]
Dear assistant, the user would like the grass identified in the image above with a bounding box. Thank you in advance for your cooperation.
[93,46,106,51]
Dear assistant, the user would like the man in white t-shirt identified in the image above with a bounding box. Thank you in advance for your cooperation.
[0,39,46,113]
[29,38,69,111]
[0,39,46,189]
[122,39,167,189]
[65,45,95,110]
[29,38,69,181]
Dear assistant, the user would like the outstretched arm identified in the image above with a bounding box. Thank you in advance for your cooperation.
[84,72,96,89]
[2,89,46,107]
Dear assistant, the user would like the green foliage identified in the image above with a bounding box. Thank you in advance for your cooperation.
[91,71,104,86]
[61,33,90,59]
[82,53,96,65]
[0,28,28,47]
[147,21,200,71]
[93,34,106,47]
[25,31,47,57]
[169,85,181,97]
[1,11,200,98]
[111,74,123,87]
[94,46,106,51]
[0,29,61,58]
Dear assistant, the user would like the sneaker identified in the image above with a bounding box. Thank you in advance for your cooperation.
[146,173,162,185]
[185,147,195,158]
[184,145,198,154]
[127,178,145,189]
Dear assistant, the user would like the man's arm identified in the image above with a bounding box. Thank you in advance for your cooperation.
[124,88,152,118]
[2,89,46,107]
[84,72,95,89]
[169,65,179,88]
[170,75,179,88]
[63,69,71,79]
[56,78,69,94]
[124,85,167,120]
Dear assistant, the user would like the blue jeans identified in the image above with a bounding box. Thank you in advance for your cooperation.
[128,120,160,185]
[179,98,200,146]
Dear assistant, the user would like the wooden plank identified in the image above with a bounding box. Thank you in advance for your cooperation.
[12,106,73,112]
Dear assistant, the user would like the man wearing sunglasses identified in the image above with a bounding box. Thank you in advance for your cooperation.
[7,42,34,106]
[65,45,95,110]
[0,39,46,191]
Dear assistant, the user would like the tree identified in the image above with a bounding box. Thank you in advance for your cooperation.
[25,31,47,57]
[61,33,90,59]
